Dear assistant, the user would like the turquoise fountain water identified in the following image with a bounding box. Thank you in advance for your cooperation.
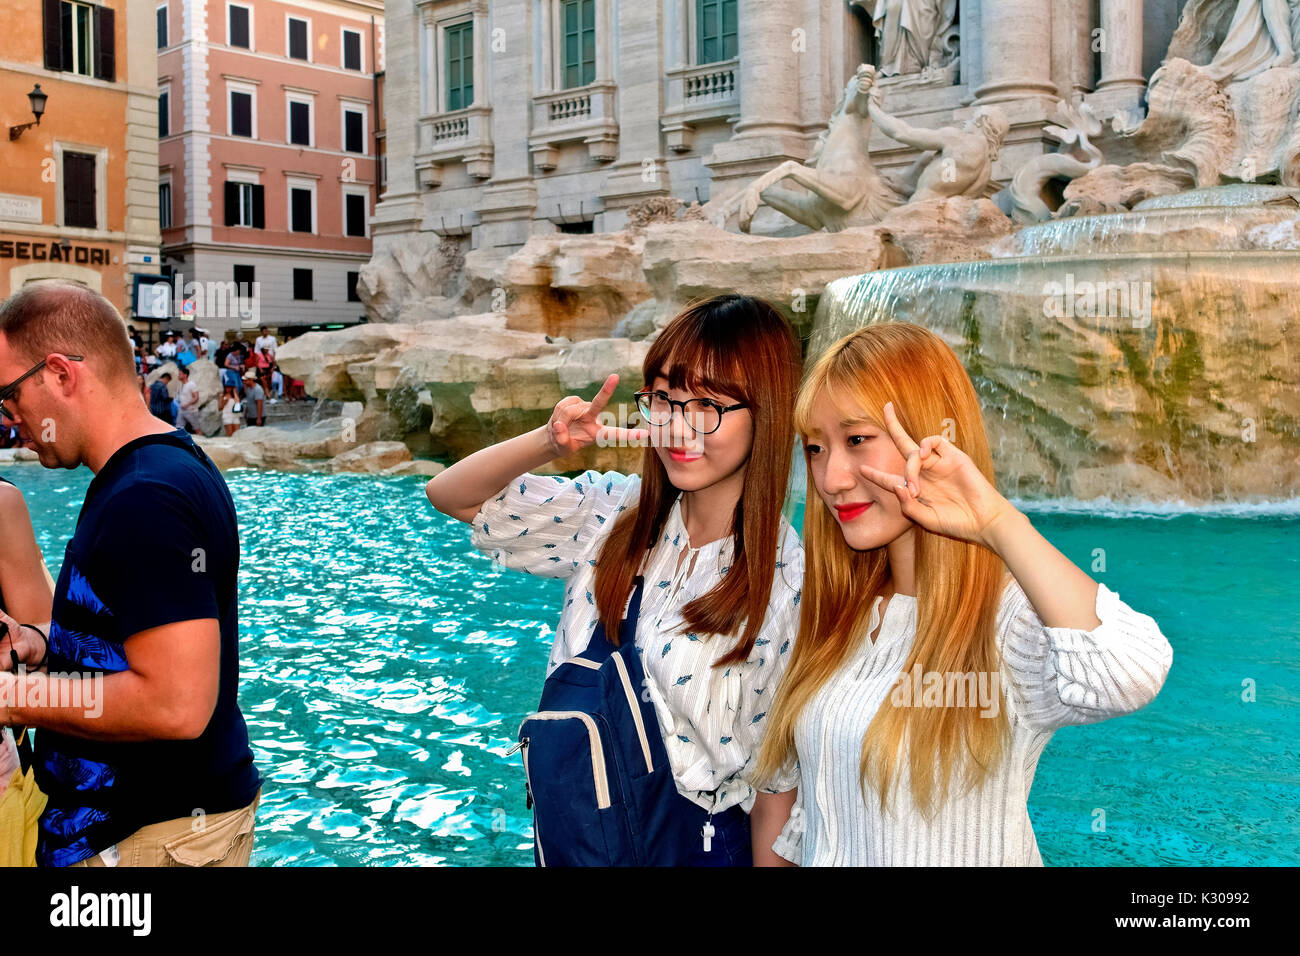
[4,463,1296,866]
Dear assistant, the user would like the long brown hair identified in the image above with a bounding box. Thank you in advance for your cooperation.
[755,323,1008,814]
[593,294,800,667]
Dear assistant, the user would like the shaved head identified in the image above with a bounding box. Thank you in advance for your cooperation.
[0,281,136,386]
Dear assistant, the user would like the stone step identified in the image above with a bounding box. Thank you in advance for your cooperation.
[249,398,344,424]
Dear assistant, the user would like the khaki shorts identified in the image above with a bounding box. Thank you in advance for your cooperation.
[69,790,261,868]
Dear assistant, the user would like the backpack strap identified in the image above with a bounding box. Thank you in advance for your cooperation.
[579,575,646,663]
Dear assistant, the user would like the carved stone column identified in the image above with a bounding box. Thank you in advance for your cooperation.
[705,0,809,218]
[1096,0,1145,94]
[973,0,1057,103]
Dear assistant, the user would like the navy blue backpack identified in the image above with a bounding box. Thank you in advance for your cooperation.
[514,576,702,866]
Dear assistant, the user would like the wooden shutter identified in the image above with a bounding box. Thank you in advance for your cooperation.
[231,91,251,136]
[224,181,239,226]
[344,111,363,153]
[63,152,96,228]
[344,30,361,70]
[251,184,265,229]
[229,5,249,47]
[289,19,307,59]
[43,0,62,70]
[94,4,115,81]
[345,193,366,237]
[291,188,311,232]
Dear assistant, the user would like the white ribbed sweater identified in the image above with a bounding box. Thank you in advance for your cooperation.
[771,579,1173,866]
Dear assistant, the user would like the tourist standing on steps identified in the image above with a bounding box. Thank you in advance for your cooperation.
[242,371,265,427]
[754,323,1173,866]
[426,294,805,867]
[148,372,174,424]
[0,281,261,868]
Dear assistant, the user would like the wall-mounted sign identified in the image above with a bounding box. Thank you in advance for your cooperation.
[0,194,42,223]
[0,238,110,264]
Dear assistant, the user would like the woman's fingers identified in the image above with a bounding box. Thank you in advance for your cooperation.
[882,402,920,459]
[904,450,923,497]
[584,373,620,420]
[859,461,906,492]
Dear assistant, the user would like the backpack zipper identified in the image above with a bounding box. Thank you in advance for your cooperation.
[517,711,612,809]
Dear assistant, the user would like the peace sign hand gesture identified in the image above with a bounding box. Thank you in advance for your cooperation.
[858,401,1016,549]
[545,373,648,459]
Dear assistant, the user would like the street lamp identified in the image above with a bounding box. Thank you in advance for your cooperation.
[9,84,48,141]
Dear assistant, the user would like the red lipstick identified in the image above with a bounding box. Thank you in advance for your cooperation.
[834,502,872,522]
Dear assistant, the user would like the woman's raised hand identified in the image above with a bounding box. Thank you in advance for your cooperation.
[858,401,1015,548]
[544,374,648,459]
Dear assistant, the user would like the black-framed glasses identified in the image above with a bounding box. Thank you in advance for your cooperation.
[633,389,747,436]
[0,355,83,421]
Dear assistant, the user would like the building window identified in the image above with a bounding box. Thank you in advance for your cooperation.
[45,0,114,80]
[159,181,172,229]
[223,181,265,228]
[158,89,170,137]
[446,21,473,111]
[287,16,309,60]
[228,3,251,48]
[289,186,314,233]
[342,28,362,70]
[233,264,255,300]
[346,271,361,302]
[557,220,594,235]
[344,191,367,237]
[229,89,254,137]
[343,109,364,153]
[561,0,595,89]
[292,268,313,300]
[62,151,96,228]
[697,0,737,63]
[156,4,168,48]
[288,99,312,146]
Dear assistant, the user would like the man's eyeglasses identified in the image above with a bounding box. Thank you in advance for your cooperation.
[633,389,747,436]
[0,355,83,422]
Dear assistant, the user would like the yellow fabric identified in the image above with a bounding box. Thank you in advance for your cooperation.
[0,764,47,867]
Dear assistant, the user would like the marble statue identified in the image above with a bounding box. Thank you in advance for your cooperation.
[864,0,959,77]
[720,64,1007,234]
[727,64,906,233]
[1168,0,1300,83]
[867,92,1009,203]
[1007,101,1105,223]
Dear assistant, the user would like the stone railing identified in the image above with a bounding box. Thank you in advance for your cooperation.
[529,83,619,170]
[661,58,739,152]
[415,104,494,186]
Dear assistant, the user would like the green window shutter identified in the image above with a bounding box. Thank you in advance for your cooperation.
[581,0,594,85]
[446,22,473,111]
[562,0,594,89]
[721,0,737,60]
[698,0,736,64]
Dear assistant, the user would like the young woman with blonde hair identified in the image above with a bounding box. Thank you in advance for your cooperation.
[427,294,804,866]
[755,322,1173,866]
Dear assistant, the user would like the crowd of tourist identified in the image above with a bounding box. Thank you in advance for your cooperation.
[128,324,307,436]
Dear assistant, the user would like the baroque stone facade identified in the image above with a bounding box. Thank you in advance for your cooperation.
[374,0,1186,255]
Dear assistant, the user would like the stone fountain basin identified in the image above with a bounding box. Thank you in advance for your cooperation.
[812,248,1300,503]
[994,190,1300,258]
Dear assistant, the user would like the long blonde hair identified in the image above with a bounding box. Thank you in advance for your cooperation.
[755,323,1008,816]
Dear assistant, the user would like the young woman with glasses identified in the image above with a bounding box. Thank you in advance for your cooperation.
[425,294,804,866]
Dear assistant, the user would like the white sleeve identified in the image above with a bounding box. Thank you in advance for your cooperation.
[468,470,639,580]
[998,578,1173,731]
[770,786,804,864]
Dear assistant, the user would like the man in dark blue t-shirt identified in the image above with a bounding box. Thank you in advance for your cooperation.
[0,282,260,867]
